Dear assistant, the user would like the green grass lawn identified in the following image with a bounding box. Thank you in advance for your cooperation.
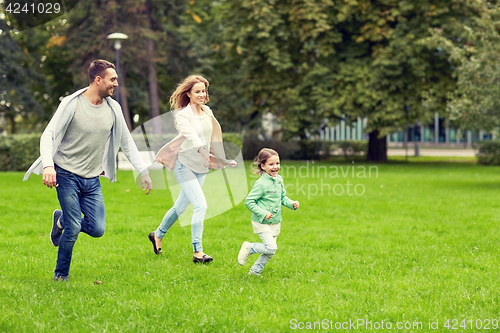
[1,160,500,332]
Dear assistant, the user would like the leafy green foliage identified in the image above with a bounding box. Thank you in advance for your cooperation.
[0,0,494,162]
[224,0,339,138]
[334,140,369,159]
[224,0,486,160]
[423,2,500,131]
[0,133,243,171]
[0,134,40,171]
[0,19,45,134]
[475,140,500,165]
[242,131,331,160]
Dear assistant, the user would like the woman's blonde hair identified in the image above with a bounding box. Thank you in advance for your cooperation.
[251,148,279,175]
[169,75,210,110]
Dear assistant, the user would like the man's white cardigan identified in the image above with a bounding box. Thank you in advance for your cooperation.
[23,87,149,182]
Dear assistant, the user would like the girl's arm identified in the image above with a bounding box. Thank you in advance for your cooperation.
[245,182,268,221]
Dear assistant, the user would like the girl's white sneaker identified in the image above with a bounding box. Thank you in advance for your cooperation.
[238,241,251,265]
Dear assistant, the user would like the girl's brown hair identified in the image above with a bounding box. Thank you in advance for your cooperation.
[251,148,279,175]
[169,75,209,110]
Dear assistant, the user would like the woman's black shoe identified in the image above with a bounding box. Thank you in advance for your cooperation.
[148,232,162,255]
[193,254,213,263]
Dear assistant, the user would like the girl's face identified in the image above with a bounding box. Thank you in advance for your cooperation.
[187,82,207,107]
[261,155,280,177]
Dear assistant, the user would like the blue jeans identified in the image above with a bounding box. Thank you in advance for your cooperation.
[155,159,207,252]
[249,232,278,274]
[54,165,106,277]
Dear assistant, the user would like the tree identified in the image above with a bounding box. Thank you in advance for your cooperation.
[60,0,205,131]
[60,0,150,130]
[16,18,74,126]
[224,0,485,161]
[177,0,255,132]
[423,1,500,132]
[306,0,485,161]
[224,0,336,138]
[0,18,44,133]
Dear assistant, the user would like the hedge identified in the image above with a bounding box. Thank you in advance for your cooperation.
[0,133,244,171]
[0,134,41,171]
[242,132,369,161]
[1,131,367,171]
[475,140,500,165]
[332,140,368,159]
[242,132,334,160]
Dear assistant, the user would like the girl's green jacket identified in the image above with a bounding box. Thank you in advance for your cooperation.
[245,172,296,225]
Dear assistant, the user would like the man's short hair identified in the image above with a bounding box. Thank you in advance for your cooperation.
[88,60,115,84]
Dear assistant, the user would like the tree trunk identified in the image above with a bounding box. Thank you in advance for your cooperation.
[299,129,308,140]
[146,0,161,134]
[367,130,387,162]
[146,39,160,134]
[7,112,16,134]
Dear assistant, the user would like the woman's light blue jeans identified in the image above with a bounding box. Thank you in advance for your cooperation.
[249,232,278,274]
[155,159,207,252]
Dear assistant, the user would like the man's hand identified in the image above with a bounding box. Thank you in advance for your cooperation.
[43,166,57,188]
[141,174,153,195]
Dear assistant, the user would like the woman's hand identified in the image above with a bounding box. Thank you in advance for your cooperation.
[264,212,273,220]
[293,201,300,209]
[198,147,210,167]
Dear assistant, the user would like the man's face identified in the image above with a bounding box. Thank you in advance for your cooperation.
[97,68,118,99]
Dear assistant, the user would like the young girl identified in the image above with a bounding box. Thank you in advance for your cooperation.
[238,148,299,275]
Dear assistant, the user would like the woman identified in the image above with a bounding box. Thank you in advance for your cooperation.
[149,75,237,263]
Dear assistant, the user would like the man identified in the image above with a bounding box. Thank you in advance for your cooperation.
[24,59,152,281]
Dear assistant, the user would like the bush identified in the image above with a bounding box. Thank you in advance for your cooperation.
[292,140,333,160]
[332,140,368,159]
[222,133,243,160]
[0,132,244,172]
[131,134,178,152]
[243,132,299,160]
[131,132,241,148]
[1,132,366,169]
[242,131,333,160]
[131,132,243,160]
[0,134,41,171]
[475,141,500,165]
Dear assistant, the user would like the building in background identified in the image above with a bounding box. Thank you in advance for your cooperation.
[317,117,368,141]
[315,112,494,147]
